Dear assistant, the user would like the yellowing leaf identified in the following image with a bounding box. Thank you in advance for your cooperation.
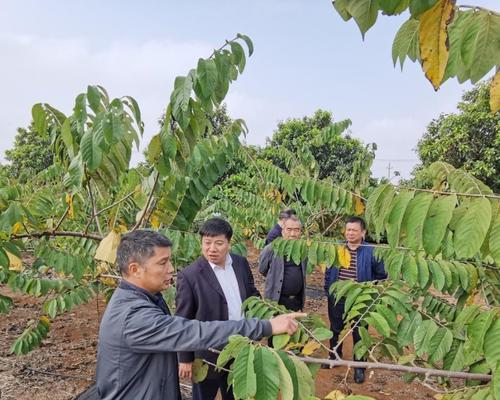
[117,224,128,233]
[40,316,51,326]
[354,196,365,215]
[96,261,110,274]
[7,251,23,272]
[306,239,312,247]
[95,230,121,264]
[490,70,500,112]
[301,340,321,355]
[318,263,327,273]
[12,222,22,235]
[325,390,347,400]
[100,277,118,287]
[419,0,454,90]
[65,193,74,219]
[192,358,209,383]
[150,213,160,229]
[337,245,351,268]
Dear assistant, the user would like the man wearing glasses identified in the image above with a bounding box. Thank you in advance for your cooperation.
[259,215,306,312]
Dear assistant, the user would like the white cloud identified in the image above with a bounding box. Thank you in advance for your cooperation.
[354,117,423,180]
[0,33,211,163]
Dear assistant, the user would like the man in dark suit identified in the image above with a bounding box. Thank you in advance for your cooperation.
[175,217,260,400]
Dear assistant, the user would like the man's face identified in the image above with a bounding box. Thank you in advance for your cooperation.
[201,234,230,266]
[345,222,365,245]
[282,219,302,240]
[134,246,174,293]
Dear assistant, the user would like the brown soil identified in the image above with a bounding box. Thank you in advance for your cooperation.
[0,248,436,400]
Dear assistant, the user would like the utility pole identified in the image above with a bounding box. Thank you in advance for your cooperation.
[387,162,392,179]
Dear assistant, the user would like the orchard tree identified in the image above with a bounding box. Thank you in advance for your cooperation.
[263,109,374,185]
[3,122,54,182]
[416,80,500,191]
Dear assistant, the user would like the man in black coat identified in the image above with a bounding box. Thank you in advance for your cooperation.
[175,218,260,400]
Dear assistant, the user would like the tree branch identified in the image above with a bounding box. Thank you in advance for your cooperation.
[87,180,103,236]
[12,231,103,241]
[53,205,70,233]
[132,171,159,231]
[295,355,492,381]
[95,190,137,217]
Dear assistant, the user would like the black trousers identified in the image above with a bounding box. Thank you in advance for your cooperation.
[278,294,302,312]
[327,296,362,361]
[192,372,234,400]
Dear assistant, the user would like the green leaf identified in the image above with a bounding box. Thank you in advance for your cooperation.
[489,212,500,265]
[401,192,434,250]
[0,293,13,314]
[409,0,438,17]
[345,0,379,38]
[443,339,465,371]
[80,129,103,172]
[374,304,398,332]
[232,345,257,399]
[333,0,353,21]
[230,41,246,73]
[270,349,294,400]
[493,363,500,400]
[311,327,333,341]
[414,319,438,357]
[462,11,500,83]
[386,190,414,247]
[454,197,492,259]
[32,103,48,135]
[237,33,254,56]
[397,311,422,346]
[87,85,102,113]
[428,327,453,364]
[276,351,299,400]
[379,0,409,15]
[392,18,420,68]
[197,58,218,99]
[366,311,391,338]
[428,260,445,291]
[422,194,457,255]
[272,334,290,350]
[402,253,418,287]
[464,311,495,365]
[386,251,404,280]
[289,355,314,399]
[217,336,251,369]
[443,10,475,83]
[170,73,194,130]
[254,347,280,400]
[416,256,430,289]
[483,317,500,369]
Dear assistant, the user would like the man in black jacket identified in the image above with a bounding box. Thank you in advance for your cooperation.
[175,218,259,400]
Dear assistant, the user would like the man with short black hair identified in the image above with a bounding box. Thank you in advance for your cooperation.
[176,218,260,400]
[96,229,304,400]
[259,215,307,312]
[323,216,386,383]
[265,208,296,245]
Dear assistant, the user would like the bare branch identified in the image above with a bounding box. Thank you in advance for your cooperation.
[133,171,159,231]
[13,231,103,241]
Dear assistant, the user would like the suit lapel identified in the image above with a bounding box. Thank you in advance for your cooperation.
[231,257,247,301]
[198,258,225,299]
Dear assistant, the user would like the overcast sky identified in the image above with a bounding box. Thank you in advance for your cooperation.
[1,0,497,179]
